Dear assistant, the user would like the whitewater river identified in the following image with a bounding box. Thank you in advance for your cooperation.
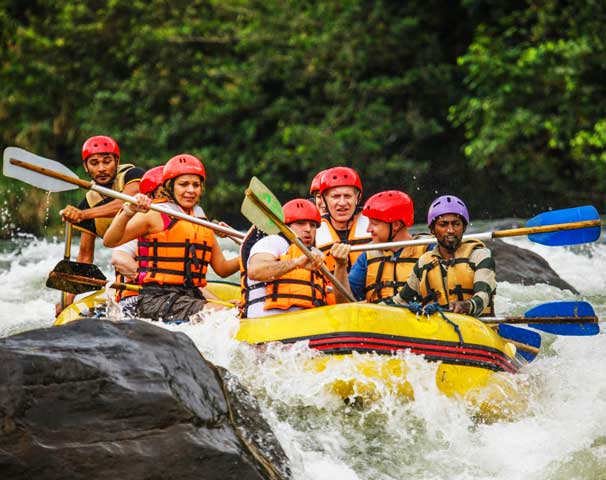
[1,232,605,480]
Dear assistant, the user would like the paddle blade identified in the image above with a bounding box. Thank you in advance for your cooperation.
[527,206,601,246]
[525,301,599,336]
[46,260,107,294]
[3,147,79,192]
[240,176,283,235]
[497,324,541,362]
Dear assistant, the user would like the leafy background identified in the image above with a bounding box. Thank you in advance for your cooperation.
[1,0,605,237]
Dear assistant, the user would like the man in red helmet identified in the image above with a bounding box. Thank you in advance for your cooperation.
[241,199,336,318]
[331,190,430,303]
[56,135,144,315]
[315,166,371,272]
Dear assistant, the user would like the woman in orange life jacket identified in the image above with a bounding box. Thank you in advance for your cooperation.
[103,154,239,322]
[388,195,496,317]
[110,165,164,316]
[331,190,431,303]
[242,199,338,318]
[315,166,371,272]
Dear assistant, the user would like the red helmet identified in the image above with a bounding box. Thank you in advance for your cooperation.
[139,166,164,195]
[309,169,327,195]
[283,199,321,226]
[319,167,362,195]
[362,190,414,227]
[162,154,206,183]
[82,135,120,162]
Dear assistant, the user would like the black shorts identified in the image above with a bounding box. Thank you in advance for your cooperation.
[136,284,207,322]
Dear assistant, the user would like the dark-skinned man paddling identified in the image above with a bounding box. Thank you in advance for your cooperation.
[56,135,144,315]
[388,195,496,317]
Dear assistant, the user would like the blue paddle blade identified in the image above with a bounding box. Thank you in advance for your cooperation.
[527,205,601,246]
[525,301,600,336]
[497,324,541,362]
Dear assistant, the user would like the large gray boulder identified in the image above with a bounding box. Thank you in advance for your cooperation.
[487,239,578,294]
[0,319,290,480]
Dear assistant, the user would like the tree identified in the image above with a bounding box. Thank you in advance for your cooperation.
[450,0,606,209]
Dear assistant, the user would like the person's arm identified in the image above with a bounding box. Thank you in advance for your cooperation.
[450,248,496,316]
[209,237,240,278]
[391,260,423,305]
[111,250,138,279]
[103,194,153,247]
[330,243,354,303]
[61,182,141,223]
[247,250,318,281]
[347,253,368,301]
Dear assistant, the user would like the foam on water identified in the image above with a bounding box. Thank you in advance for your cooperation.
[1,235,605,479]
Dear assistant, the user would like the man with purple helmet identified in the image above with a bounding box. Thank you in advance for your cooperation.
[389,195,496,317]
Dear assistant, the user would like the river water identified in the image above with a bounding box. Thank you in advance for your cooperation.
[1,232,605,480]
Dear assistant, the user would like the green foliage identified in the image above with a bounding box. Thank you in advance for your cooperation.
[1,0,605,238]
[450,0,606,207]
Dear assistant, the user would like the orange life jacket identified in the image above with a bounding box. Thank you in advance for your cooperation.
[114,271,138,302]
[137,201,214,288]
[242,242,331,313]
[315,213,371,272]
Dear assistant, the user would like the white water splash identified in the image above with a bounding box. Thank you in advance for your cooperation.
[1,235,605,479]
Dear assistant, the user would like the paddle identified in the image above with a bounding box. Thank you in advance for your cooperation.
[48,271,140,294]
[349,205,601,252]
[59,222,73,308]
[485,300,600,361]
[241,176,356,302]
[3,147,245,241]
[496,324,541,362]
[46,259,109,294]
[523,301,599,336]
[47,270,236,308]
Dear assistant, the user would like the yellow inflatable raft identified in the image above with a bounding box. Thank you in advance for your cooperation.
[55,282,526,418]
[236,302,527,418]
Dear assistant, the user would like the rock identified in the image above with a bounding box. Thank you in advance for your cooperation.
[0,319,290,480]
[486,239,578,294]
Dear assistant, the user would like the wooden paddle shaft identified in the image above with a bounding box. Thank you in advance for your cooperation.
[60,222,73,308]
[49,271,141,292]
[482,315,598,325]
[350,219,601,252]
[9,158,245,240]
[506,339,540,355]
[245,189,357,302]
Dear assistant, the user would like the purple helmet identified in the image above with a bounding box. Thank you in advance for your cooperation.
[427,195,469,226]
